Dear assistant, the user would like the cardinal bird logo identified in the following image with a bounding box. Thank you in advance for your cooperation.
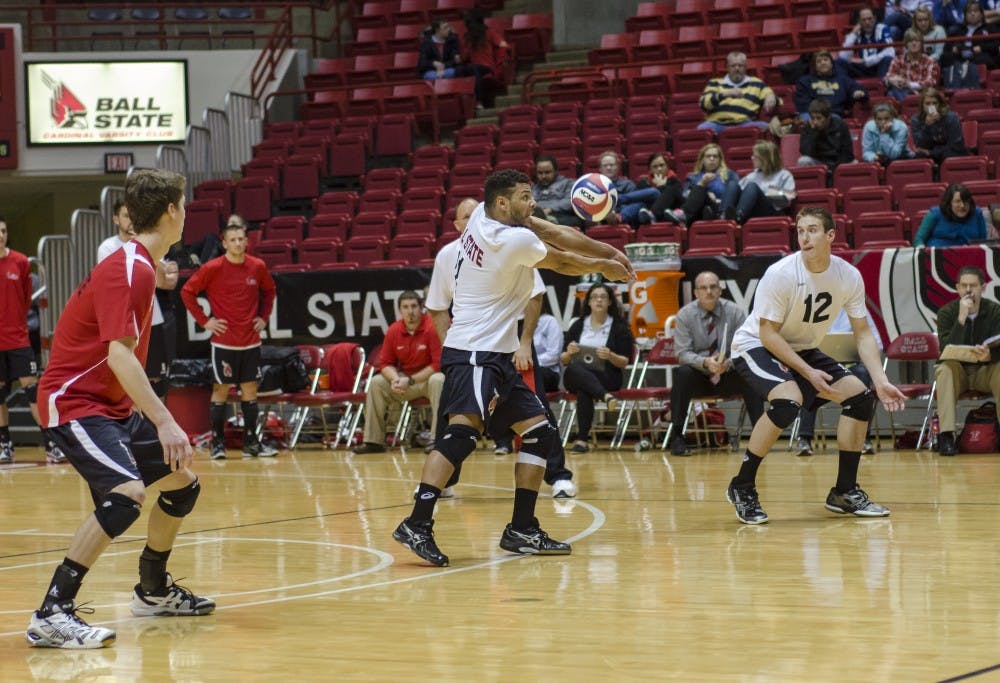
[41,71,87,128]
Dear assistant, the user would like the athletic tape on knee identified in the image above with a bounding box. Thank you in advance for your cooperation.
[517,421,559,468]
[24,383,38,404]
[94,492,142,538]
[841,390,876,423]
[435,424,480,468]
[157,478,201,518]
[767,398,801,429]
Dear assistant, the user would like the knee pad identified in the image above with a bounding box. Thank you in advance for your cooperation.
[435,424,480,468]
[767,398,801,429]
[157,478,201,518]
[517,421,560,468]
[24,383,38,404]
[841,389,876,423]
[94,492,142,538]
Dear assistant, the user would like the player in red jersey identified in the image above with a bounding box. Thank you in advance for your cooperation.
[0,218,65,464]
[180,216,277,460]
[26,169,214,650]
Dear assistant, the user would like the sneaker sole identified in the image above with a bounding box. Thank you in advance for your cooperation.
[25,630,116,649]
[726,489,769,525]
[499,543,572,555]
[130,604,216,617]
[824,503,890,517]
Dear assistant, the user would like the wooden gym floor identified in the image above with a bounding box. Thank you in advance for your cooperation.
[1,442,999,682]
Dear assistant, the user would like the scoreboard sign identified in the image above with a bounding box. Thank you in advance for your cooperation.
[25,60,188,145]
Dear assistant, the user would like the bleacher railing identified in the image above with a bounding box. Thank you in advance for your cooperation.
[36,234,76,363]
[226,92,263,170]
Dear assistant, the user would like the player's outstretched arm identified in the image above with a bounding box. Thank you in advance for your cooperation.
[526,215,636,280]
[536,245,631,282]
[108,338,193,469]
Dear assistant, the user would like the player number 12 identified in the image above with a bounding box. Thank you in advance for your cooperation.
[802,292,832,323]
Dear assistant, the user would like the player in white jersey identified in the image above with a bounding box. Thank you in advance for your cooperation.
[425,198,577,497]
[394,170,632,566]
[725,207,906,525]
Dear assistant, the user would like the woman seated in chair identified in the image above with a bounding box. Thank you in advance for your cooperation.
[624,152,685,228]
[861,101,913,165]
[560,282,634,453]
[673,143,740,227]
[913,182,987,247]
[910,87,968,164]
[730,140,796,225]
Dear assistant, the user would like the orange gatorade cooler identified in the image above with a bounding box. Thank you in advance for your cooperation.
[625,242,683,340]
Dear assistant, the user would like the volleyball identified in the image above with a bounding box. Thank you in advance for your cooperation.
[570,173,618,222]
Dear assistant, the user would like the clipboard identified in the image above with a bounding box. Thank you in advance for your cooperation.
[570,345,606,371]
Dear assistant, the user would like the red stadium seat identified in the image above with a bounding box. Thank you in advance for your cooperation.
[264,215,306,243]
[843,186,893,221]
[307,214,350,242]
[313,191,358,216]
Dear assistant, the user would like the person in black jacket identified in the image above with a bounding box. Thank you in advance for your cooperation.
[560,282,634,452]
[940,1,1000,87]
[794,50,868,120]
[417,19,487,106]
[796,99,856,175]
[911,87,969,164]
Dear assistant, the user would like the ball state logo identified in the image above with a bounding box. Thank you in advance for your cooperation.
[222,360,233,378]
[41,71,88,129]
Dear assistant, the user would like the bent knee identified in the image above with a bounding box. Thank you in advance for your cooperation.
[111,480,146,506]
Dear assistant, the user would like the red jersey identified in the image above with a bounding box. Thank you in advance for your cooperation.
[0,248,31,351]
[39,241,156,427]
[180,254,276,349]
[380,313,442,375]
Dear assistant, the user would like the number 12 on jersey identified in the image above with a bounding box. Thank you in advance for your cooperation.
[802,292,832,323]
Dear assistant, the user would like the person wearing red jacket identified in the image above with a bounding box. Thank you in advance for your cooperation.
[0,218,65,464]
[354,290,444,454]
[181,217,277,460]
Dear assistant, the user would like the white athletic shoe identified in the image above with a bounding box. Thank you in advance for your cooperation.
[130,574,216,617]
[46,445,68,464]
[551,479,578,499]
[25,606,116,649]
[0,439,14,464]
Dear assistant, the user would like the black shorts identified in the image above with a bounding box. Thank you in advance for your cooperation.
[439,347,547,436]
[0,347,37,382]
[44,413,171,499]
[210,345,262,386]
[734,347,856,410]
[145,323,168,382]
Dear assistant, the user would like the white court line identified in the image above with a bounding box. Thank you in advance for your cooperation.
[0,481,606,639]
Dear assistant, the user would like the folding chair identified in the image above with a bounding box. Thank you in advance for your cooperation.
[608,337,673,449]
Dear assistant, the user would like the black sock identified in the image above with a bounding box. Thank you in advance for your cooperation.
[139,546,172,595]
[732,450,764,488]
[836,450,862,493]
[210,402,227,444]
[0,425,9,441]
[241,401,259,443]
[511,488,539,529]
[410,483,441,523]
[39,558,89,614]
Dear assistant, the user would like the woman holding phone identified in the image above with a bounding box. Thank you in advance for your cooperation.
[910,87,968,164]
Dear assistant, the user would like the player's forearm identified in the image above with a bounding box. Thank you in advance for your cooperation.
[541,248,615,277]
[520,295,542,347]
[526,215,619,261]
[107,341,174,426]
[429,309,450,344]
[857,331,890,385]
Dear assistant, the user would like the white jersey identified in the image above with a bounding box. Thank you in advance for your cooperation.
[443,203,547,353]
[731,252,867,357]
[98,235,164,326]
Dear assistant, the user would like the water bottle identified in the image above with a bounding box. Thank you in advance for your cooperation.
[930,413,940,450]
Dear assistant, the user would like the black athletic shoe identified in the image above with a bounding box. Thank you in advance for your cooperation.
[938,431,958,456]
[499,522,572,555]
[668,433,691,456]
[393,518,449,566]
[726,479,768,524]
[209,440,226,461]
[824,486,890,517]
[242,440,278,458]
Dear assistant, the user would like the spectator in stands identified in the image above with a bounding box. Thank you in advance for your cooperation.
[936,0,969,28]
[986,0,1000,23]
[913,182,987,246]
[180,218,277,461]
[794,50,868,121]
[532,155,580,227]
[638,153,686,226]
[697,51,776,135]
[596,151,637,226]
[731,140,796,225]
[560,282,633,453]
[838,6,896,78]
[933,265,1000,456]
[675,143,740,227]
[620,152,684,228]
[533,304,563,393]
[911,87,968,163]
[886,29,942,100]
[419,19,486,105]
[862,102,914,164]
[941,1,999,88]
[914,6,948,60]
[462,9,510,109]
[885,1,937,40]
[797,99,856,173]
[667,270,763,456]
[353,290,444,455]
